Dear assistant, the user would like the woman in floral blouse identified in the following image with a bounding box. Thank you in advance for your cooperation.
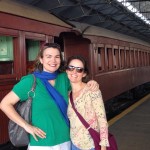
[66,55,109,150]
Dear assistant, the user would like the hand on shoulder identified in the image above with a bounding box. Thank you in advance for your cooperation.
[87,80,99,91]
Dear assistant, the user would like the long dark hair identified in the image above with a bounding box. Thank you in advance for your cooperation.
[66,55,89,82]
[34,43,65,72]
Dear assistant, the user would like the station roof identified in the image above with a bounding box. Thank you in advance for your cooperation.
[14,0,150,43]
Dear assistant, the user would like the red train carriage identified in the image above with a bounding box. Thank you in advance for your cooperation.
[61,25,150,101]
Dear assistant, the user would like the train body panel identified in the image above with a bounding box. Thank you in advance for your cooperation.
[0,0,71,28]
[92,67,150,101]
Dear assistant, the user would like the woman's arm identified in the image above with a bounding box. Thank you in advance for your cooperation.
[0,91,46,141]
[91,90,109,147]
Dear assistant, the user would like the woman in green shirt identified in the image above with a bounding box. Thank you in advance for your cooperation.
[0,43,98,150]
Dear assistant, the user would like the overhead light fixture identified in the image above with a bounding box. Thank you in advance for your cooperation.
[116,0,150,25]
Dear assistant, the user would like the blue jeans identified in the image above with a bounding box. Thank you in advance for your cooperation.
[71,142,95,150]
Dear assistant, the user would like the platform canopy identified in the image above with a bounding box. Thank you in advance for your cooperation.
[14,0,150,43]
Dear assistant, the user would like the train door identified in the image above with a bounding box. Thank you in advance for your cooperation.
[0,32,19,144]
[61,32,91,66]
[0,31,52,144]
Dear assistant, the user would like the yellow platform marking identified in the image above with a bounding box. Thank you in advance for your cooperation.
[108,93,150,126]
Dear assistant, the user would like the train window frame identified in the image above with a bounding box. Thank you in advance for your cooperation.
[125,47,130,68]
[134,49,138,67]
[138,50,142,67]
[146,51,149,66]
[143,51,147,66]
[105,44,113,71]
[141,51,144,66]
[113,45,119,70]
[92,43,105,73]
[130,48,134,68]
[26,39,40,74]
[0,36,14,76]
[24,31,48,75]
[0,28,19,79]
[149,52,150,66]
[119,46,125,69]
[0,36,13,61]
[97,46,105,72]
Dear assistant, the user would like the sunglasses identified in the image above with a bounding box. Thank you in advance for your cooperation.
[67,65,84,73]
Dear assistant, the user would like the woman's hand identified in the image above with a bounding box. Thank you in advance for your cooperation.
[24,123,46,141]
[87,80,99,91]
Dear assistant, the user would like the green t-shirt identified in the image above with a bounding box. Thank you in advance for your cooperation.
[13,72,71,146]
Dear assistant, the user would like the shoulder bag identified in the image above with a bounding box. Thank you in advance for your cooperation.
[8,74,36,147]
[70,91,118,150]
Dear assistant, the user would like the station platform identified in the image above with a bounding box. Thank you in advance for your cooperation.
[109,93,150,150]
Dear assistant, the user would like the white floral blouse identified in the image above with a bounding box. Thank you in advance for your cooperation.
[67,87,109,149]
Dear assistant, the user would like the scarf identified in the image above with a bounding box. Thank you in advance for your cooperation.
[33,71,70,127]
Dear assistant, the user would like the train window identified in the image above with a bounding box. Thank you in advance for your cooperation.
[141,51,144,66]
[143,51,146,66]
[145,52,147,66]
[130,49,134,67]
[143,52,147,66]
[143,52,145,66]
[148,53,149,66]
[149,53,150,66]
[106,47,113,71]
[145,52,148,66]
[0,36,14,75]
[113,48,119,69]
[138,51,142,66]
[139,51,145,66]
[147,52,149,66]
[26,39,40,73]
[97,47,105,71]
[134,50,138,67]
[146,52,149,66]
[120,49,125,69]
[126,50,130,68]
